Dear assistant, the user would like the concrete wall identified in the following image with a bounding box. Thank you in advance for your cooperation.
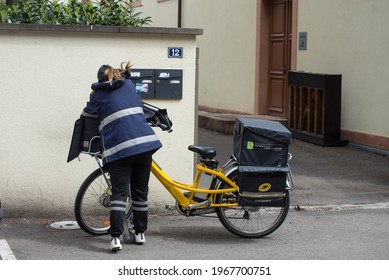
[297,0,389,145]
[0,24,201,217]
[140,0,258,114]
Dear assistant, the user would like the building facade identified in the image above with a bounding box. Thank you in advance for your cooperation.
[139,0,389,152]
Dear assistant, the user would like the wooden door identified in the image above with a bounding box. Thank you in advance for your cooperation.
[267,0,292,117]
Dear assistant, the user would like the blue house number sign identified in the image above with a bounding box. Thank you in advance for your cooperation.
[168,47,183,58]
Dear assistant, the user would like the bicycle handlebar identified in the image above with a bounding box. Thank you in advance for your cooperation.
[142,102,173,133]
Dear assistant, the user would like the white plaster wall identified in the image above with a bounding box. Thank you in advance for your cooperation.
[297,0,389,138]
[0,29,198,217]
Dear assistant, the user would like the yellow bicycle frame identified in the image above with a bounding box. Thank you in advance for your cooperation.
[150,160,239,209]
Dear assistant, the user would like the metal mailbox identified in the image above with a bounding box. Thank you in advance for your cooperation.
[155,69,183,99]
[129,69,155,99]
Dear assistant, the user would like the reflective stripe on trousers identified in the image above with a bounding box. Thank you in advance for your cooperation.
[132,200,148,212]
[110,200,126,212]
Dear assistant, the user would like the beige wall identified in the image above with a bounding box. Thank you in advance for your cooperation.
[297,0,389,141]
[138,0,179,27]
[0,26,200,217]
[141,0,258,114]
[185,0,258,114]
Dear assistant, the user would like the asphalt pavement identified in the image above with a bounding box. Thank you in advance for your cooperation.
[0,128,389,260]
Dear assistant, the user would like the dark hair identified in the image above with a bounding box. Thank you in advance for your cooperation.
[96,60,133,85]
[97,65,111,82]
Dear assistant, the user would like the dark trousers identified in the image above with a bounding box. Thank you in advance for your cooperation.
[107,151,153,237]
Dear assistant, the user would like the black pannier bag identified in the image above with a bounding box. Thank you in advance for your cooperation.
[233,118,291,167]
[237,165,289,207]
[81,116,101,153]
[67,115,100,162]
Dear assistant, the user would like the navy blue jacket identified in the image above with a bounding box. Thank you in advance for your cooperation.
[82,79,162,166]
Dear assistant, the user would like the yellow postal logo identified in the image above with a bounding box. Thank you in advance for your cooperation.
[258,183,271,192]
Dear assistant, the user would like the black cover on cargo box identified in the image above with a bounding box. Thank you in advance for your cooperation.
[233,118,291,167]
[237,165,289,207]
[237,166,289,193]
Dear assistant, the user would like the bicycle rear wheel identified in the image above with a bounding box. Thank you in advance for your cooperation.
[75,168,112,236]
[215,171,290,238]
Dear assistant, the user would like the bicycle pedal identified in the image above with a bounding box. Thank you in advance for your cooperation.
[186,200,210,210]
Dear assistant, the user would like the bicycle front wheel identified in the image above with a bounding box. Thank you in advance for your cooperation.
[215,171,290,238]
[75,168,111,236]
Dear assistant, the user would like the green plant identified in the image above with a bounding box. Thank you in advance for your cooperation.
[0,0,152,26]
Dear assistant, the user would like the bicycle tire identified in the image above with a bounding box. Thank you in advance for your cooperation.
[74,168,112,236]
[215,170,290,238]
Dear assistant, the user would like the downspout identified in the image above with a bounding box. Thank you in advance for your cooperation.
[178,0,182,28]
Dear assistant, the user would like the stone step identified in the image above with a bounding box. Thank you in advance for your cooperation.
[198,110,288,135]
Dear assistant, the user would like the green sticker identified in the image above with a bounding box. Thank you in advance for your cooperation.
[247,141,254,150]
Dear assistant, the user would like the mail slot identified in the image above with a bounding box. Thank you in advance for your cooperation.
[155,69,183,99]
[129,69,155,99]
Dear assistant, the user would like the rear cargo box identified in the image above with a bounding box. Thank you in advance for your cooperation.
[233,118,291,167]
[237,166,289,207]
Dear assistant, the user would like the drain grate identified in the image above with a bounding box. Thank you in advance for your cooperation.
[50,221,80,230]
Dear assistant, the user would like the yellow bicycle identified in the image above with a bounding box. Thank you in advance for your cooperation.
[74,103,294,240]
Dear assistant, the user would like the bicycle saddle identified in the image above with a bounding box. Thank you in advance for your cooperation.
[188,145,216,159]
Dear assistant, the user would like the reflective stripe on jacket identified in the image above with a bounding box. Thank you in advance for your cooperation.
[82,79,162,165]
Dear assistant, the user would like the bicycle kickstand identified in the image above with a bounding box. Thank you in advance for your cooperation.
[122,218,135,244]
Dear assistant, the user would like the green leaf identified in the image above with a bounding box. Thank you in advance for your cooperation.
[1,0,152,27]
